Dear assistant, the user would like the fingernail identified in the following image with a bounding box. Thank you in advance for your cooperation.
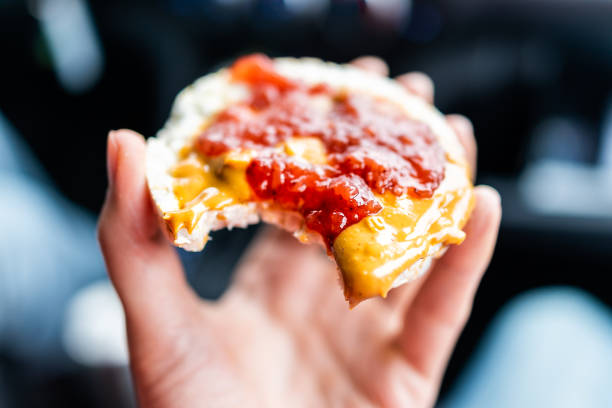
[397,72,434,104]
[480,185,502,206]
[448,115,474,138]
[107,131,119,186]
[351,56,389,77]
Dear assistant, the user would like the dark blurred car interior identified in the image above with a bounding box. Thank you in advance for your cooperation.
[1,0,611,406]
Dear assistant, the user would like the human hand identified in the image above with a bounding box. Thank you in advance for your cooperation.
[98,57,501,408]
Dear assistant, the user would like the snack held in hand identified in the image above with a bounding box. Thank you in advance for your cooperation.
[146,54,474,306]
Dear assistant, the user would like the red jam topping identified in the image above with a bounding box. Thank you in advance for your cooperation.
[196,54,445,245]
[246,154,382,241]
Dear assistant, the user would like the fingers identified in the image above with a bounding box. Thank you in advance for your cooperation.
[393,72,477,176]
[385,115,476,314]
[396,186,501,382]
[447,115,477,179]
[396,72,435,104]
[350,56,435,105]
[350,56,474,174]
[394,73,476,179]
[102,130,159,241]
[394,72,476,176]
[350,56,389,77]
[98,130,198,333]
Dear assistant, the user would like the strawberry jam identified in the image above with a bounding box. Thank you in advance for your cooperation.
[246,154,382,241]
[196,54,445,245]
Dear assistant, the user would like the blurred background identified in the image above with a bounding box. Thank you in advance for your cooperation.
[1,0,612,406]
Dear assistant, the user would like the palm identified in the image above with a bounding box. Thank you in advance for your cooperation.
[217,229,419,407]
[121,209,497,408]
[98,59,501,407]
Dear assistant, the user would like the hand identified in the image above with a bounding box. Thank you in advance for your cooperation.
[98,57,501,408]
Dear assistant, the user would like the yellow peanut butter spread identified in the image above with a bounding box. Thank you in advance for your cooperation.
[146,56,476,306]
[163,137,474,305]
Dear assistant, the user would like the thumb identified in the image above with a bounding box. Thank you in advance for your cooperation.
[97,130,199,337]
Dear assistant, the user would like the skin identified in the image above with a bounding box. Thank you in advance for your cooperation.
[98,57,501,408]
